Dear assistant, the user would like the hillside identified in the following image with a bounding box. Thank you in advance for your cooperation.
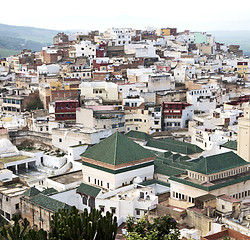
[0,23,59,57]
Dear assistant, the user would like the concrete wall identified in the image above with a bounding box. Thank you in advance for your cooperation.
[43,155,66,169]
[51,188,86,211]
[82,164,154,190]
[186,208,213,237]
[68,145,88,161]
[21,198,52,231]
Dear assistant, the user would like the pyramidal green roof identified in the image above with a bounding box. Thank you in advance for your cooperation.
[77,183,101,198]
[81,132,155,165]
[29,193,71,212]
[125,130,152,141]
[189,151,248,175]
[23,187,41,197]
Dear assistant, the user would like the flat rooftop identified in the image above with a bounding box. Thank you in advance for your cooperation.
[107,186,153,201]
[48,170,82,185]
[0,155,30,164]
[0,182,28,197]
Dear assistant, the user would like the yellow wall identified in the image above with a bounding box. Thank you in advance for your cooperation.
[125,109,149,133]
[237,65,248,75]
[161,28,171,36]
[50,82,62,90]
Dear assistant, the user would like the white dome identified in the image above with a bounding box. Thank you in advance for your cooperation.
[0,139,14,148]
[0,138,18,156]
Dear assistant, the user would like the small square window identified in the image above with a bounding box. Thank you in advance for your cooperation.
[100,206,105,212]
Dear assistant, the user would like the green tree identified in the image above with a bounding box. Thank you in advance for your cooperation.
[49,206,117,240]
[0,215,28,240]
[25,97,44,111]
[0,207,117,240]
[125,214,179,240]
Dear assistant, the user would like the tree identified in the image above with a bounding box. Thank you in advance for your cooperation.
[49,206,117,240]
[125,214,179,240]
[0,207,117,240]
[25,97,44,111]
[0,215,47,240]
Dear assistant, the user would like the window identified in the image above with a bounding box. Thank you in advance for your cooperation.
[222,205,225,210]
[107,183,109,188]
[100,206,105,212]
[136,210,140,215]
[82,196,87,205]
[88,177,90,182]
[111,208,116,214]
[5,213,10,220]
[59,138,62,142]
[15,203,19,209]
[6,197,8,202]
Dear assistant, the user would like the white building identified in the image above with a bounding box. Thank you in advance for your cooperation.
[148,73,175,92]
[187,83,228,113]
[37,64,60,75]
[127,68,153,83]
[125,43,158,58]
[75,40,97,59]
[79,81,119,101]
[103,28,133,46]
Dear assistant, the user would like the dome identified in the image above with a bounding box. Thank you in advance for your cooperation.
[0,139,14,148]
[0,138,18,155]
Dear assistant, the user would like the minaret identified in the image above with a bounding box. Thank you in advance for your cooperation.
[238,105,250,162]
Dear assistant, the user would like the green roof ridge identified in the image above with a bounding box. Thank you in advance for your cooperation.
[113,131,118,165]
[28,193,71,212]
[23,187,41,197]
[146,138,202,155]
[189,152,248,175]
[170,174,250,192]
[125,130,152,141]
[81,132,155,166]
[221,140,237,150]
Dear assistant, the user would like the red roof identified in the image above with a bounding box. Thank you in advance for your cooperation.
[217,194,241,203]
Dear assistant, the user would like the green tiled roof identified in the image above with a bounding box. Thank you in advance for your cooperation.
[125,130,152,141]
[81,132,155,165]
[23,187,40,197]
[221,141,237,151]
[146,138,203,155]
[29,193,71,212]
[140,179,170,187]
[42,188,58,196]
[189,151,248,175]
[76,183,101,198]
[170,174,250,192]
[154,158,187,176]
